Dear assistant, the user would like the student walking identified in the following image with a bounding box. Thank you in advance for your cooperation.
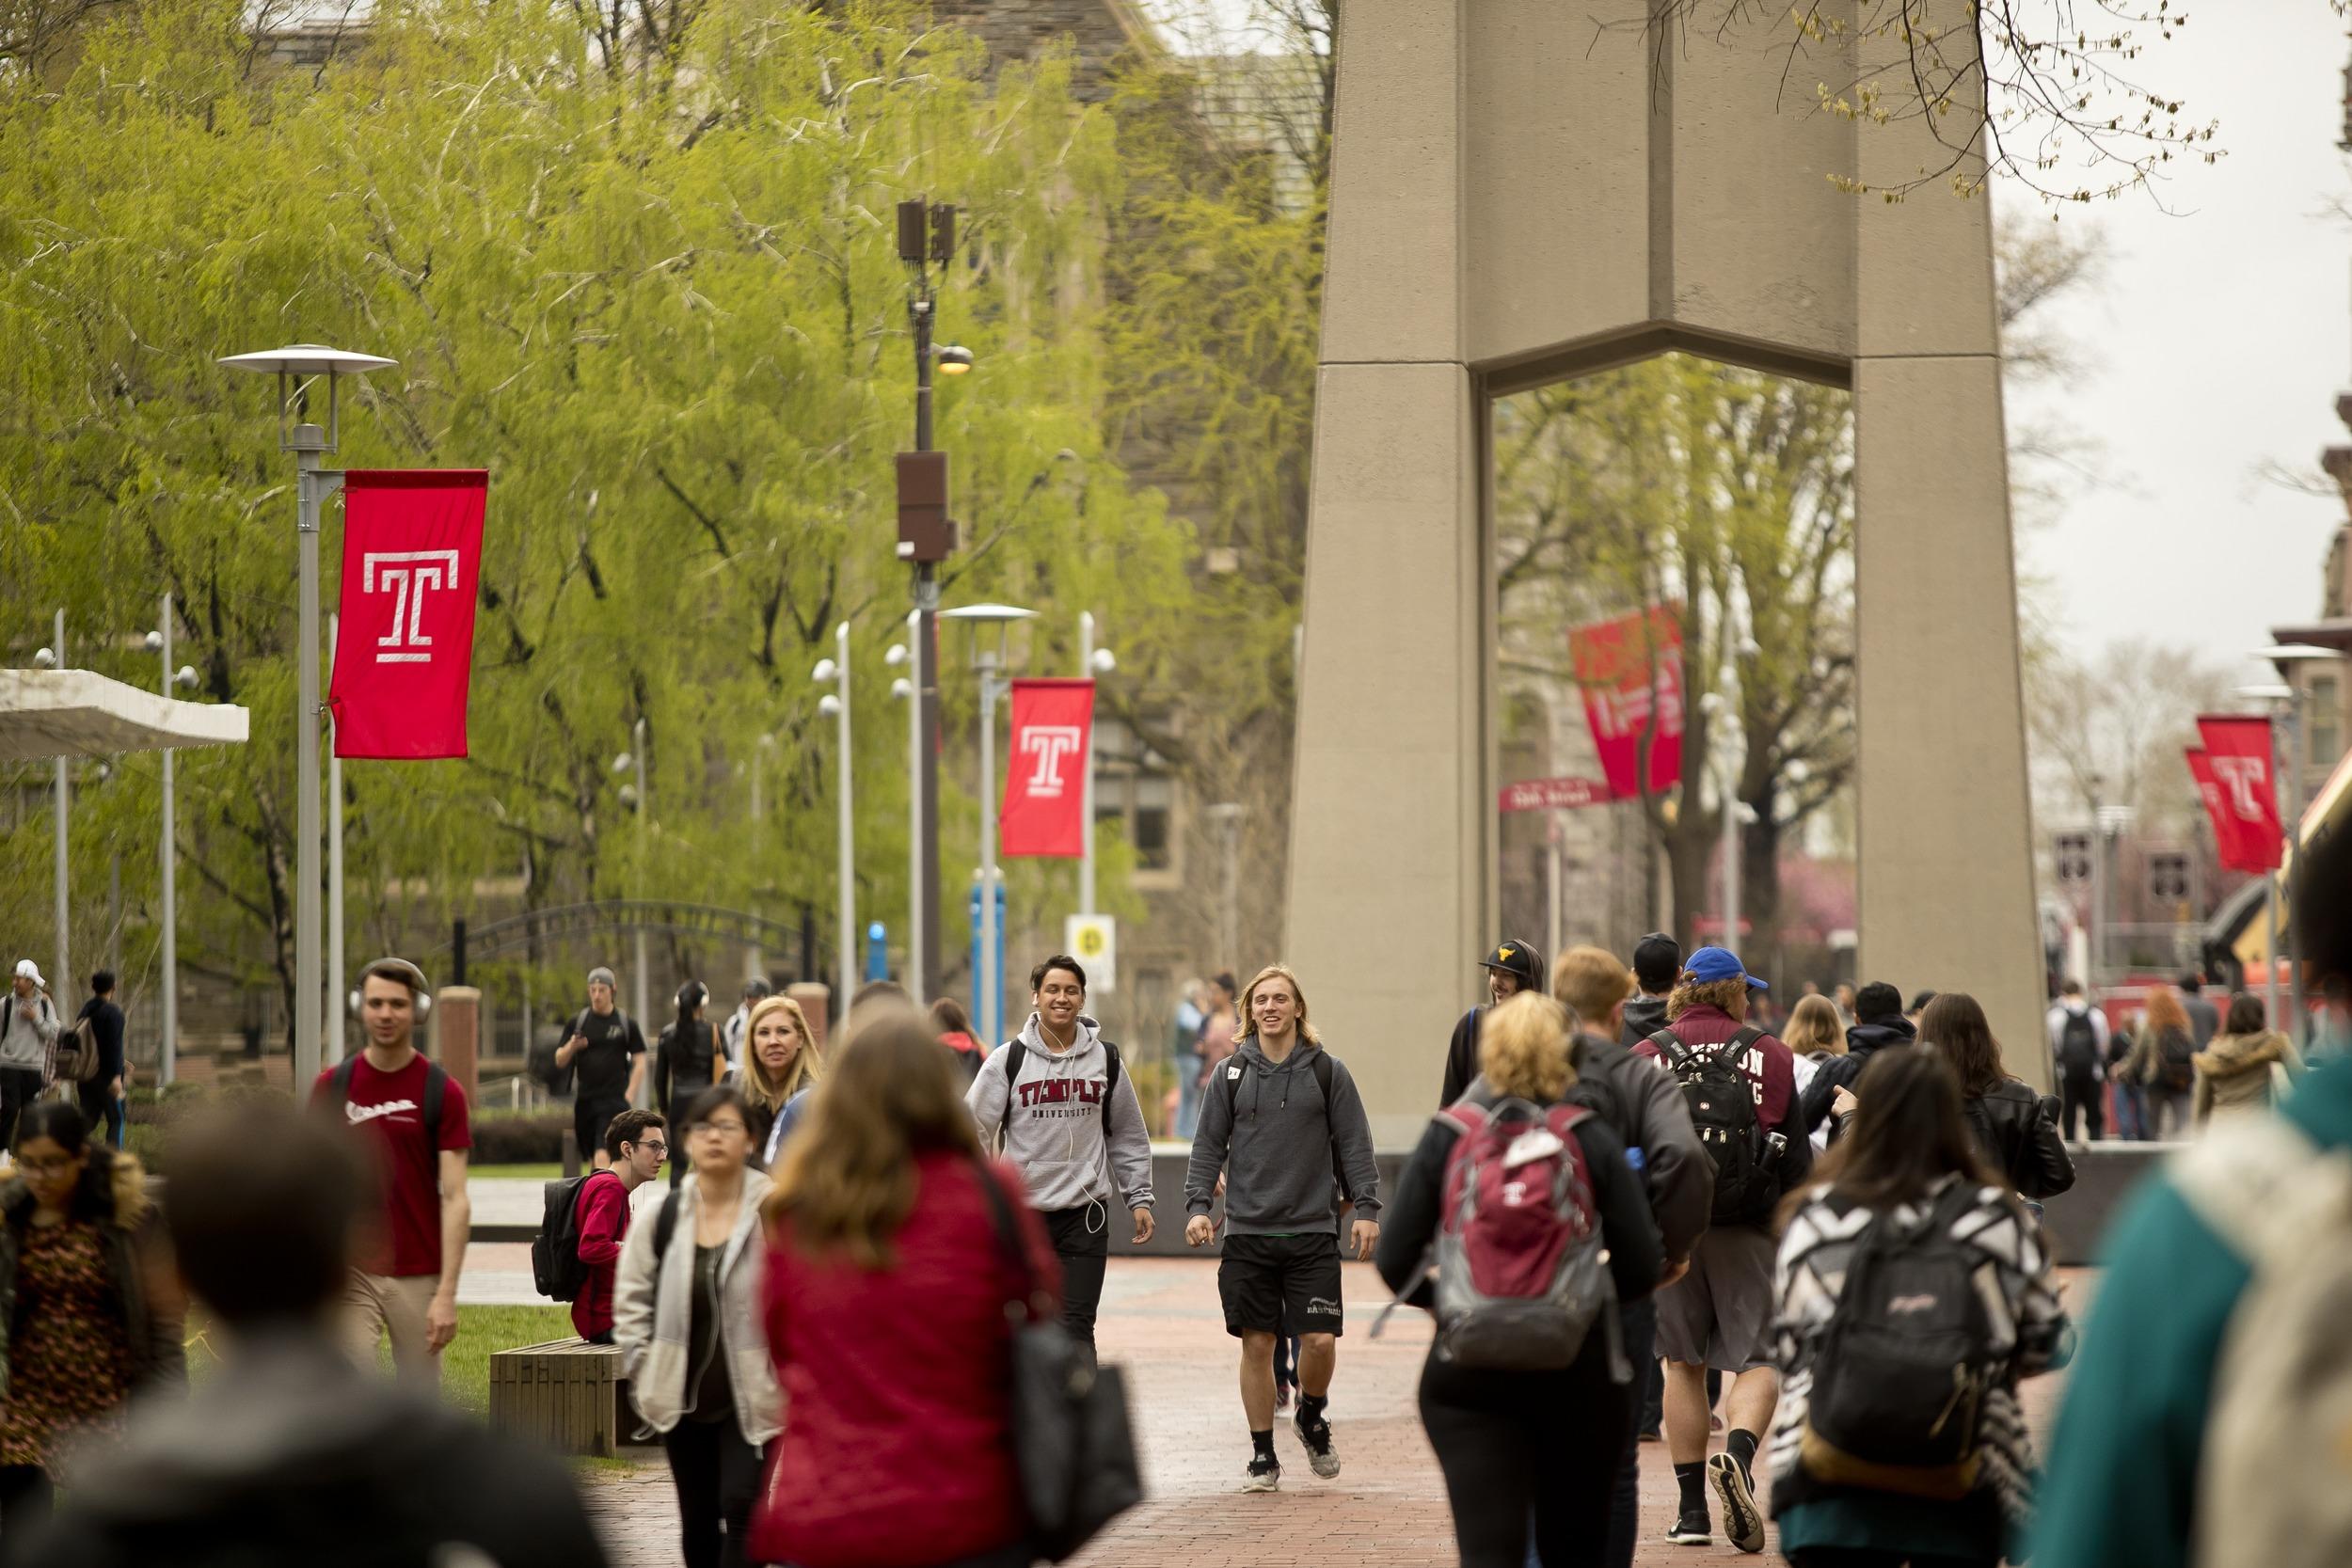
[730,994,821,1167]
[656,983,723,1156]
[310,958,471,1386]
[1183,974,1240,1139]
[1552,946,1714,1568]
[2192,991,2301,1127]
[751,1011,1061,1568]
[719,977,770,1073]
[2045,981,2108,1142]
[1768,1047,2070,1568]
[1379,993,1663,1568]
[932,997,988,1088]
[1438,938,1548,1106]
[1620,934,1681,1048]
[1799,982,1916,1140]
[965,955,1154,1369]
[613,1085,781,1568]
[0,1101,183,1547]
[1630,946,1810,1554]
[556,968,646,1171]
[2136,988,2199,1139]
[71,973,126,1151]
[1782,995,1847,1154]
[1184,964,1382,1493]
[1919,993,2074,1203]
[571,1111,665,1345]
[0,964,59,1159]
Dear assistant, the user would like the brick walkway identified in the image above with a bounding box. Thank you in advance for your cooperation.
[580,1257,2103,1567]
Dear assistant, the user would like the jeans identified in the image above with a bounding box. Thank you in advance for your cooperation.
[1042,1203,1110,1371]
[76,1080,124,1150]
[1175,1052,1204,1138]
[2111,1082,2149,1141]
[2058,1077,2104,1141]
[0,1069,41,1154]
[662,1418,763,1568]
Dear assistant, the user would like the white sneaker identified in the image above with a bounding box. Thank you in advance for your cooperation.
[1242,1453,1281,1492]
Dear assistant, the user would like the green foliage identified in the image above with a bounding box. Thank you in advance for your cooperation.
[0,0,1193,1022]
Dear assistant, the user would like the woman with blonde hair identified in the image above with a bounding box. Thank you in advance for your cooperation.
[748,1013,1059,1568]
[728,994,820,1169]
[1783,994,1848,1155]
[1376,993,1663,1566]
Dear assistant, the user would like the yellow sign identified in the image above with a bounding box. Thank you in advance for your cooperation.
[1064,914,1117,993]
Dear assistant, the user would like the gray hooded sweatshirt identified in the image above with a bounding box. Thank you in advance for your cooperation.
[0,990,58,1074]
[1184,1036,1381,1238]
[965,1012,1154,1215]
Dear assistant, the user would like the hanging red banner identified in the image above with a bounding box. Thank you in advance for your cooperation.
[329,471,488,760]
[1568,606,1684,800]
[2185,749,2255,873]
[2194,716,2282,872]
[1001,678,1094,858]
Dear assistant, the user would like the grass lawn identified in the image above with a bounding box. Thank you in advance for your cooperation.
[472,1162,568,1180]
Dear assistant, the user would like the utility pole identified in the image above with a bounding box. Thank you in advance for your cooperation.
[52,609,68,1005]
[158,594,179,1085]
[326,612,345,1067]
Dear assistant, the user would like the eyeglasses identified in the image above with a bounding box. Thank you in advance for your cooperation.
[691,1119,748,1137]
[19,1155,76,1178]
[630,1140,668,1156]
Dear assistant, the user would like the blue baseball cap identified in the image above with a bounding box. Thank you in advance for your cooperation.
[1685,946,1768,990]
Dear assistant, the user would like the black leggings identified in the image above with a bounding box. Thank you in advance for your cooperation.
[1419,1344,1629,1568]
[662,1419,763,1568]
[0,1465,53,1563]
[1042,1204,1110,1370]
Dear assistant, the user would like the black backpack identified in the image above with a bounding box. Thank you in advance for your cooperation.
[1649,1026,1775,1225]
[996,1038,1124,1144]
[2056,1009,2102,1081]
[532,1169,618,1303]
[1800,1182,2000,1498]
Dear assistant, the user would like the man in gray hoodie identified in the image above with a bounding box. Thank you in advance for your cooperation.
[0,960,60,1156]
[965,954,1153,1369]
[1184,964,1381,1494]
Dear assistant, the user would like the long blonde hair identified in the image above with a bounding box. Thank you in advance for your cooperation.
[763,1011,978,1269]
[1482,993,1579,1101]
[1782,993,1846,1056]
[739,994,821,1113]
[1233,963,1322,1049]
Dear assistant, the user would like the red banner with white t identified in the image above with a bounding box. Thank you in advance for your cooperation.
[2193,716,2282,872]
[1001,678,1094,858]
[1568,606,1683,800]
[328,471,488,759]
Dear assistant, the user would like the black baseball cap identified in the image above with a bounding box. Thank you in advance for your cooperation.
[1481,940,1546,987]
[1631,932,1681,992]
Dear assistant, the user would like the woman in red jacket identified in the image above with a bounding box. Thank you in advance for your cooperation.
[750,1006,1060,1568]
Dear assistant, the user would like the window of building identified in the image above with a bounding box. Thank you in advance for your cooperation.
[1093,717,1181,881]
[2311,673,2342,769]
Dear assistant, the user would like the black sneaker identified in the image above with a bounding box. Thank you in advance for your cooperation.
[1292,1406,1341,1479]
[1242,1452,1280,1493]
[1708,1451,1764,1553]
[1665,1508,1711,1545]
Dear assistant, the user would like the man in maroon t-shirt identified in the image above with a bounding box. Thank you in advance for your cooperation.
[573,1109,664,1343]
[1629,945,1810,1555]
[312,957,472,1386]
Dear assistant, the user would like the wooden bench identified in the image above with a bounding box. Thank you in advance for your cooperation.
[488,1338,657,1457]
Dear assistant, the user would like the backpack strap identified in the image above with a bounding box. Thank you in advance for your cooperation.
[651,1190,682,1264]
[1101,1041,1123,1146]
[996,1039,1028,1142]
[422,1062,448,1152]
[327,1055,358,1109]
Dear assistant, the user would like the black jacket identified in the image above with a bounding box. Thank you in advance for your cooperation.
[0,1152,183,1408]
[1376,1108,1663,1308]
[1799,1017,1918,1134]
[1439,1006,1486,1110]
[1963,1080,2076,1200]
[654,1018,719,1116]
[75,997,125,1083]
[20,1330,606,1568]
[1619,994,1671,1050]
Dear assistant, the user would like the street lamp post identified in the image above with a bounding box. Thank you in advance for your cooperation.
[1077,612,1116,918]
[612,718,650,1051]
[887,623,919,1004]
[815,623,854,1013]
[943,604,1037,1048]
[219,344,394,1088]
[326,611,345,1068]
[40,611,68,1003]
[153,597,196,1085]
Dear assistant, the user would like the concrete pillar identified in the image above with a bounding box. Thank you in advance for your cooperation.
[435,986,481,1112]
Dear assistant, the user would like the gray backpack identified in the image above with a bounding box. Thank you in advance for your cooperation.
[2174,1115,2352,1568]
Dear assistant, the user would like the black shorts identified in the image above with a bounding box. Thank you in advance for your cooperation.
[1218,1233,1344,1338]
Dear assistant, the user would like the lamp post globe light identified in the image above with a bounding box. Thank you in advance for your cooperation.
[814,623,854,1013]
[941,602,1037,1047]
[218,343,394,1091]
[1076,612,1114,919]
[886,627,921,1004]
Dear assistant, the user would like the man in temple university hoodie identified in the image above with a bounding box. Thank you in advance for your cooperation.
[1185,963,1382,1495]
[965,953,1155,1370]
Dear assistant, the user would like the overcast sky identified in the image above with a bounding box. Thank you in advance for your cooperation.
[2005,0,2352,685]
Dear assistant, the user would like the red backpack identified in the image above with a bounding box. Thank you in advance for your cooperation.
[1428,1097,1618,1371]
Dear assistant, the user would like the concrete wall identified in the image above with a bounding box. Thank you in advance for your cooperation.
[1293,0,2045,1141]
